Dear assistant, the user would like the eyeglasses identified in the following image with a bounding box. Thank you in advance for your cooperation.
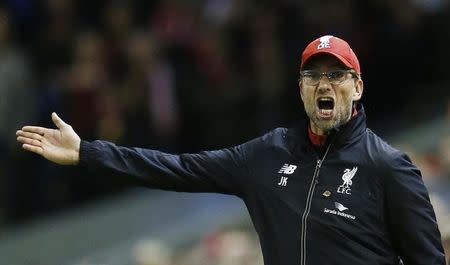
[299,70,359,86]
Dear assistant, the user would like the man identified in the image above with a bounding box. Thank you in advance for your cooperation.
[16,35,445,265]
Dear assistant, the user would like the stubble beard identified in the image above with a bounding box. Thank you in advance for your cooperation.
[304,97,353,133]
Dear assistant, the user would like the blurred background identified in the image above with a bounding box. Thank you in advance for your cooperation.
[0,0,449,264]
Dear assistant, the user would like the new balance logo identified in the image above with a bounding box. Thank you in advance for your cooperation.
[278,164,297,174]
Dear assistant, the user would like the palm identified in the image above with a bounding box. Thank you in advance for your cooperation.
[16,113,81,165]
[41,127,79,164]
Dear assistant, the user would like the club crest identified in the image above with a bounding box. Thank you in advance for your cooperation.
[337,167,358,195]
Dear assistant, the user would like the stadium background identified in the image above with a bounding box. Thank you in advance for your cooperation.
[0,0,449,264]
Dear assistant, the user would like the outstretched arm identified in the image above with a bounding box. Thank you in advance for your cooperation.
[16,113,260,195]
[16,112,81,165]
[78,140,251,195]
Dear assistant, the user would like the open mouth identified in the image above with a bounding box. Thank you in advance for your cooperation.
[316,97,335,118]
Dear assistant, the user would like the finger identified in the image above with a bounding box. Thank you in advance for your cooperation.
[22,144,44,155]
[17,136,42,147]
[16,131,44,141]
[21,126,51,135]
[51,112,67,129]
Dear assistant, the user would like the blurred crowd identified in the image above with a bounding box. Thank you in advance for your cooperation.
[73,224,265,265]
[131,226,263,265]
[0,0,449,240]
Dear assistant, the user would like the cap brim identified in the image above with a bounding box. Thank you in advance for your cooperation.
[301,51,354,71]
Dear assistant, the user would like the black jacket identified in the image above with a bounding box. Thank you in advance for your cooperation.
[79,105,445,265]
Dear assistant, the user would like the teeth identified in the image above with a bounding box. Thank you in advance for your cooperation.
[317,97,334,112]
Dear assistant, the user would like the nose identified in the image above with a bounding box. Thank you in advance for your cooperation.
[317,75,332,92]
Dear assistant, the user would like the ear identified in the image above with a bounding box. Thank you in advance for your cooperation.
[352,78,363,101]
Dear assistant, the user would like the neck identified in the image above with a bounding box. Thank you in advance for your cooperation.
[309,122,328,136]
[308,126,328,147]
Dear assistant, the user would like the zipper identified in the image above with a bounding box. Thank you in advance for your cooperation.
[300,144,332,265]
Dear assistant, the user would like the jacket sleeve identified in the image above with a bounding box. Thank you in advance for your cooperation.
[383,151,446,265]
[78,138,260,196]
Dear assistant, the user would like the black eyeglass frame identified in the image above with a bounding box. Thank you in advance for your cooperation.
[299,69,360,85]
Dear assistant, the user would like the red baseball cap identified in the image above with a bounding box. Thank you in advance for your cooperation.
[300,35,361,74]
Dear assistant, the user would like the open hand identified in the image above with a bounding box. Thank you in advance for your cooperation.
[16,113,81,165]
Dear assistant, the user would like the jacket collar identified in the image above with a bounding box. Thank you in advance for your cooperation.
[288,103,367,157]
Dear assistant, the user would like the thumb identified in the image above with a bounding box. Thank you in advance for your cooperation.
[51,112,67,129]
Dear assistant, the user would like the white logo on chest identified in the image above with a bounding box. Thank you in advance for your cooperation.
[323,201,356,220]
[278,164,297,174]
[276,164,297,187]
[334,202,348,212]
[337,167,358,195]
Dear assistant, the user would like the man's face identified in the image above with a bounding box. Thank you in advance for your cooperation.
[299,54,363,135]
